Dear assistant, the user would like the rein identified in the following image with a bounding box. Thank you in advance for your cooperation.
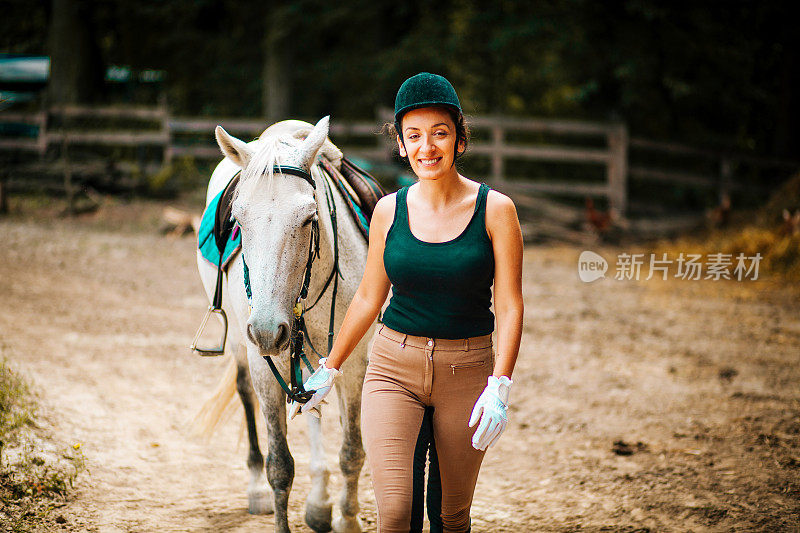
[241,164,341,404]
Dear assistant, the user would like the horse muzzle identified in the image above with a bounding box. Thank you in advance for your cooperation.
[247,312,291,355]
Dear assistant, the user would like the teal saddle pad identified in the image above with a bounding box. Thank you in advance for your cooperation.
[198,186,241,269]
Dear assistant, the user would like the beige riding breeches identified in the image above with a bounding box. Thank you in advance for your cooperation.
[362,324,494,533]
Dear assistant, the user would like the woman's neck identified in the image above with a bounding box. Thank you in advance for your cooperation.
[414,171,467,211]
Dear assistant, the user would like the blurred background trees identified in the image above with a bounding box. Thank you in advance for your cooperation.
[1,0,796,157]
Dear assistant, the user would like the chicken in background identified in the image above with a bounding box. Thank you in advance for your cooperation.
[584,197,619,234]
[707,192,731,228]
[780,208,800,236]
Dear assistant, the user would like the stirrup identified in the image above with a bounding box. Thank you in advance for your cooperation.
[190,305,228,356]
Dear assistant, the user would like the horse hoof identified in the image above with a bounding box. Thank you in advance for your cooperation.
[305,502,333,532]
[248,489,274,515]
[332,514,363,533]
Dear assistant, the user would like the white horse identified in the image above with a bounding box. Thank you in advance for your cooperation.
[196,117,370,533]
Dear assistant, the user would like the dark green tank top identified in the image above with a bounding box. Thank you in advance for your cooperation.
[382,183,495,339]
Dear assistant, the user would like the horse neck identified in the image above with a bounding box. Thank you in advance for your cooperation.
[307,163,360,303]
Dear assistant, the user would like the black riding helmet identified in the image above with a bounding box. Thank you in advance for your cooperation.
[394,72,464,162]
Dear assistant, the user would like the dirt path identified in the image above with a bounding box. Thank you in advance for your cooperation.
[1,203,798,532]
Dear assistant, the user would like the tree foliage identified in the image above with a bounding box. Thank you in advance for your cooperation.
[2,0,796,156]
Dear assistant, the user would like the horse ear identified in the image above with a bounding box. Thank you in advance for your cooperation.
[299,116,330,167]
[215,126,253,169]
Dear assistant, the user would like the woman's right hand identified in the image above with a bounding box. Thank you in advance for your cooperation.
[288,358,342,419]
[290,194,395,419]
[318,194,394,371]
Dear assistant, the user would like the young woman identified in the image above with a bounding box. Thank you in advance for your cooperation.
[292,72,524,532]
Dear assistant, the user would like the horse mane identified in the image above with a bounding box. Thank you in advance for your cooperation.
[232,124,343,206]
[233,134,298,205]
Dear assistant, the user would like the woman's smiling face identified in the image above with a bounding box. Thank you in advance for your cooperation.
[397,106,463,180]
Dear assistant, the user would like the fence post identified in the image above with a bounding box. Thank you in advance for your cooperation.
[719,157,732,204]
[0,170,6,214]
[491,124,504,184]
[37,110,48,158]
[62,133,74,216]
[160,96,172,165]
[607,123,628,217]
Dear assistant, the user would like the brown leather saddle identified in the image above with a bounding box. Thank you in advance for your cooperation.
[339,157,386,222]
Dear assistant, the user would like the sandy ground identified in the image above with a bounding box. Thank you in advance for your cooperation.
[0,199,798,532]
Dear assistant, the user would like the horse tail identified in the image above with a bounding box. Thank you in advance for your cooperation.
[190,355,240,439]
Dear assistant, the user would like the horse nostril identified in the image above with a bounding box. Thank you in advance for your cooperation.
[275,323,290,350]
[247,324,258,346]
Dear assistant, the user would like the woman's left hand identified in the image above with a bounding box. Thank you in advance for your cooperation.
[468,375,513,450]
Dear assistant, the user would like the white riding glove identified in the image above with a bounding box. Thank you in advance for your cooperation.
[288,358,342,420]
[468,375,513,451]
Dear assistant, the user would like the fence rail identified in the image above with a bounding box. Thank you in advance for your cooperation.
[627,135,798,210]
[456,113,629,214]
[2,105,798,228]
[167,116,388,162]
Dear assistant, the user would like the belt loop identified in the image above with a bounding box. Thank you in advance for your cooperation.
[465,337,469,351]
[400,334,406,348]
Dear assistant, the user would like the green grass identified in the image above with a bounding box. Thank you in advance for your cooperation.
[0,359,36,445]
[655,173,800,282]
[0,358,85,531]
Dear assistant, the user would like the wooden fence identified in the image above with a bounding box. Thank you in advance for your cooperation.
[0,105,170,185]
[167,115,388,162]
[0,106,168,156]
[628,137,799,203]
[2,105,798,231]
[467,115,627,212]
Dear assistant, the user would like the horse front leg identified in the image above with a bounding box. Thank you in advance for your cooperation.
[265,388,294,532]
[332,355,367,533]
[304,413,333,532]
[250,349,294,533]
[234,343,273,514]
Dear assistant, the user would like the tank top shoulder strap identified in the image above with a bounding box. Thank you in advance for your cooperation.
[387,185,410,238]
[396,185,410,213]
[472,182,491,241]
[475,182,490,217]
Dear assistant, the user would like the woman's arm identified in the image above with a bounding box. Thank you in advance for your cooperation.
[486,190,524,378]
[323,194,395,370]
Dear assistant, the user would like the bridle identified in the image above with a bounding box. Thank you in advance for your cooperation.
[240,164,340,404]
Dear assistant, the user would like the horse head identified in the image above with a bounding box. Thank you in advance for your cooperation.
[214,116,330,356]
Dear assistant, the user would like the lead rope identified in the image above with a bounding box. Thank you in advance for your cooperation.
[285,216,319,404]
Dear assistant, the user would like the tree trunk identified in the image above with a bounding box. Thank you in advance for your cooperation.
[262,6,290,122]
[773,32,800,158]
[47,0,103,105]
